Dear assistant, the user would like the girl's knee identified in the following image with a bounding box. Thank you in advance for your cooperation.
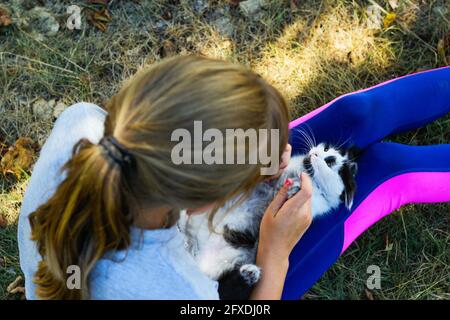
[334,94,374,125]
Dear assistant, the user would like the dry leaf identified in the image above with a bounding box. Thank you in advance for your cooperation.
[0,213,7,228]
[85,0,112,33]
[0,137,37,178]
[10,286,26,294]
[7,276,24,294]
[365,288,375,300]
[383,12,396,28]
[0,7,12,27]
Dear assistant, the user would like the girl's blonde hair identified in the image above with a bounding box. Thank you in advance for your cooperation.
[29,55,289,299]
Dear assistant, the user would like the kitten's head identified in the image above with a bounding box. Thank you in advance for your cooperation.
[302,143,358,209]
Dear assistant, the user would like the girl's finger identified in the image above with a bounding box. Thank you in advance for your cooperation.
[268,178,292,216]
[287,172,313,207]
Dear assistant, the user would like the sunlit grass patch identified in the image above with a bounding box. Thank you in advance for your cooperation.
[254,2,395,116]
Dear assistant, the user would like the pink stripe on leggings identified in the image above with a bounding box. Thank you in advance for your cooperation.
[341,172,450,254]
[289,66,450,129]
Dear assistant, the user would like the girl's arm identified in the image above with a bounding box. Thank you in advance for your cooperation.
[250,173,313,300]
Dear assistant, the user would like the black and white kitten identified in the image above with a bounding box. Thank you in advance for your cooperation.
[178,143,358,300]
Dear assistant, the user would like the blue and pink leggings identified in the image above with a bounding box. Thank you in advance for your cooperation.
[283,66,450,299]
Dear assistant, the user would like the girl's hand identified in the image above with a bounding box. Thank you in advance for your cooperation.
[258,172,313,262]
[250,172,313,300]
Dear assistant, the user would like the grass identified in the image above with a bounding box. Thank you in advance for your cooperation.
[0,0,449,299]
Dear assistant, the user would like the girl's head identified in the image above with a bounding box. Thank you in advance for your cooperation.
[29,55,289,299]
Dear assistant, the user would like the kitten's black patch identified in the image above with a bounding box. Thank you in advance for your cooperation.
[218,267,253,300]
[339,161,358,209]
[323,142,330,152]
[303,155,314,176]
[338,145,362,158]
[223,225,256,249]
[324,156,336,167]
[347,146,362,161]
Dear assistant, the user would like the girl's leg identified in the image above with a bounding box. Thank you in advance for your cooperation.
[289,67,450,152]
[283,67,450,299]
[282,142,450,299]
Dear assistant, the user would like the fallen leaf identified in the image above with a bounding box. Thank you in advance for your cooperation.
[85,1,112,32]
[0,137,38,178]
[0,213,7,228]
[365,288,375,300]
[0,7,12,27]
[383,12,396,28]
[7,276,24,294]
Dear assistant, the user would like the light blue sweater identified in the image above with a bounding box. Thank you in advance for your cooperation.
[18,102,219,300]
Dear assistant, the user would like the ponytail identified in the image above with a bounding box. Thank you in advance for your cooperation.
[29,138,134,299]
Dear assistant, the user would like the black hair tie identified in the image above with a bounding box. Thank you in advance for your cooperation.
[99,136,133,167]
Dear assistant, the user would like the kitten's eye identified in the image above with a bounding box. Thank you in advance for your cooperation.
[323,144,329,152]
[324,156,336,167]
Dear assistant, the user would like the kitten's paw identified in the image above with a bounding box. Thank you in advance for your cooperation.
[239,264,261,286]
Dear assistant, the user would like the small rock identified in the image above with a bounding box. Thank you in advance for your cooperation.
[32,98,54,119]
[193,0,208,13]
[154,20,167,30]
[366,4,382,30]
[27,7,60,37]
[239,0,266,17]
[387,0,398,10]
[53,101,67,118]
[212,16,234,38]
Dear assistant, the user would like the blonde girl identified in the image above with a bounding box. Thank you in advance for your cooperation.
[18,55,312,300]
